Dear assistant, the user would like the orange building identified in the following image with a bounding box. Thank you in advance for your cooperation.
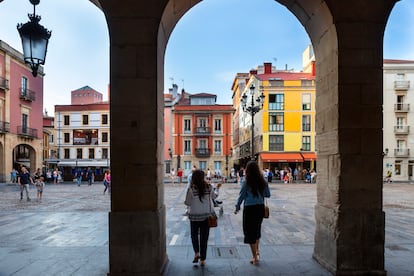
[171,91,233,178]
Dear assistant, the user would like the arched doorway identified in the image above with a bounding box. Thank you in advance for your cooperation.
[12,144,36,171]
[102,0,397,274]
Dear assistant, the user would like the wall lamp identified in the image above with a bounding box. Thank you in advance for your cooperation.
[17,0,52,77]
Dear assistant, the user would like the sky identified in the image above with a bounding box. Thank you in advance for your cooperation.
[1,0,414,115]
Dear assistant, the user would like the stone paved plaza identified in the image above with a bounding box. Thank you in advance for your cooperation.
[0,181,413,275]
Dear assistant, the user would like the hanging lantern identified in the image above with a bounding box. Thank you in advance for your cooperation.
[17,0,51,77]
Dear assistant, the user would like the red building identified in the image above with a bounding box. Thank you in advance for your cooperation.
[171,91,233,178]
[0,40,45,180]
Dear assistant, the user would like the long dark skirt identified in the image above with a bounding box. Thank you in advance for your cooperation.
[243,204,265,244]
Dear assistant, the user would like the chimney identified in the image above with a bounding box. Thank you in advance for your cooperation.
[264,62,272,74]
[311,61,316,76]
[249,69,257,76]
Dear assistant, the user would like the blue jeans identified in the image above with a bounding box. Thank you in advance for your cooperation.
[77,176,82,186]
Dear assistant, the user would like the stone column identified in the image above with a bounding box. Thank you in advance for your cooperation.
[312,1,395,274]
[104,1,168,274]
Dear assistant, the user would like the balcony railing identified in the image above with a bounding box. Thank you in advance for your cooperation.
[17,126,38,139]
[0,121,10,133]
[394,103,409,112]
[194,127,211,136]
[394,80,410,91]
[195,148,210,157]
[0,77,9,90]
[394,148,410,157]
[19,87,36,102]
[394,125,410,135]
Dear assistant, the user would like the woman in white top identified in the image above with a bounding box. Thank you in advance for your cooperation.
[184,170,216,266]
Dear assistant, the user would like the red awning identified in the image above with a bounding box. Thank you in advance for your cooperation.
[302,152,317,161]
[260,153,303,162]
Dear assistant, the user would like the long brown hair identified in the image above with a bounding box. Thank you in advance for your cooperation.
[191,169,209,202]
[245,160,267,197]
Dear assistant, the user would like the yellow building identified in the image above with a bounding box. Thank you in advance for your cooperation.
[232,55,316,179]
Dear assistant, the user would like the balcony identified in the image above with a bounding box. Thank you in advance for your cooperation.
[394,148,410,157]
[195,148,210,158]
[0,77,9,90]
[17,126,38,139]
[394,80,410,91]
[194,127,211,136]
[0,121,10,133]
[394,125,410,135]
[19,87,36,102]
[394,103,409,112]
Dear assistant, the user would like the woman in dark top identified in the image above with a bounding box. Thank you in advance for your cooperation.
[235,161,271,265]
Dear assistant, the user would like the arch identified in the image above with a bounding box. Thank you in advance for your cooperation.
[5,0,393,274]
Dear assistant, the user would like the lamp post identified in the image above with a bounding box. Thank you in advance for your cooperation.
[17,0,51,77]
[241,84,265,160]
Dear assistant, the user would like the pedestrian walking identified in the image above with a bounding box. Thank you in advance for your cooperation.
[234,160,271,265]
[35,176,45,202]
[75,168,83,186]
[184,169,216,267]
[10,168,17,183]
[103,169,111,194]
[86,167,94,185]
[18,166,34,201]
[170,168,175,186]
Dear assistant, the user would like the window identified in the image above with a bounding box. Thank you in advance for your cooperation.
[184,161,192,171]
[64,148,70,159]
[64,115,70,125]
[302,136,311,151]
[269,94,284,110]
[395,161,401,175]
[82,114,89,125]
[214,161,222,175]
[49,135,54,144]
[21,77,27,95]
[102,114,108,125]
[198,118,207,127]
[269,79,284,87]
[76,148,83,159]
[214,140,222,154]
[184,140,191,155]
[302,115,311,132]
[22,113,28,133]
[184,119,191,133]
[199,139,207,149]
[269,135,284,151]
[89,148,95,159]
[214,119,222,132]
[64,133,70,143]
[301,80,313,87]
[102,132,108,143]
[199,161,207,170]
[302,94,311,110]
[269,113,284,131]
[102,148,108,159]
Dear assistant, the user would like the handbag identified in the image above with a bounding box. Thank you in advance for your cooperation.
[208,190,218,227]
[264,199,269,219]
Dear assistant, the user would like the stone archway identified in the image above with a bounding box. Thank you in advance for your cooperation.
[96,0,398,274]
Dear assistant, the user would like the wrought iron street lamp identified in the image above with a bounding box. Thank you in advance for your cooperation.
[241,84,265,160]
[17,0,51,77]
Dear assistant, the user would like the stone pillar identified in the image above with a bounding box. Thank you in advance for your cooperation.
[105,2,168,274]
[311,1,395,274]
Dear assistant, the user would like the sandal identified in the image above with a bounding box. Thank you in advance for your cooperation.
[200,260,206,266]
[192,255,200,263]
[250,257,259,265]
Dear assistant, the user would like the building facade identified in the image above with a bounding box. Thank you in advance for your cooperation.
[172,92,233,178]
[0,40,44,181]
[383,59,414,181]
[53,86,110,181]
[232,59,317,175]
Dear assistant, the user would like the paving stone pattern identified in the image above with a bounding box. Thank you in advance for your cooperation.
[0,182,413,275]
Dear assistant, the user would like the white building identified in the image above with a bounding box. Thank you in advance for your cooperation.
[53,86,110,181]
[383,59,414,181]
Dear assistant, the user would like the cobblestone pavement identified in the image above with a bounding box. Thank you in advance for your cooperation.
[0,181,413,275]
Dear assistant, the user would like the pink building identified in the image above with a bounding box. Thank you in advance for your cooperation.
[71,85,103,105]
[0,40,45,180]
